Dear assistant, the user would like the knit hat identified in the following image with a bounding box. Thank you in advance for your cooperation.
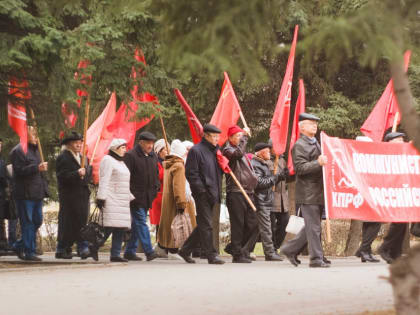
[109,138,127,151]
[227,125,244,137]
[170,139,187,159]
[182,140,194,150]
[154,139,166,155]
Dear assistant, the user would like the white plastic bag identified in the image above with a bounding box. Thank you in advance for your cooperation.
[285,208,305,234]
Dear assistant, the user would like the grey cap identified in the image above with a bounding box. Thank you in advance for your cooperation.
[384,132,405,142]
[298,113,320,122]
[203,124,221,134]
[138,131,157,141]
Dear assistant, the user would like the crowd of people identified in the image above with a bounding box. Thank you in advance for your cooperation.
[0,113,413,266]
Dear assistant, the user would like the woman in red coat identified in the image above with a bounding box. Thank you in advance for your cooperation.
[150,139,167,229]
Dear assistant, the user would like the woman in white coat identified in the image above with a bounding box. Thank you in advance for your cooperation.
[96,139,134,262]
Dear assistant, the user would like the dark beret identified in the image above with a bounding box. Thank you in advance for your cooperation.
[203,124,221,134]
[61,131,83,145]
[255,142,272,152]
[384,132,405,142]
[138,131,157,141]
[298,113,320,122]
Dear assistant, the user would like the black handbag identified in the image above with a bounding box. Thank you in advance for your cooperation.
[410,223,420,237]
[80,207,106,247]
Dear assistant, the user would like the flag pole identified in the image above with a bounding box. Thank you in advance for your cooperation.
[81,93,91,169]
[90,133,101,165]
[239,110,251,136]
[229,171,257,211]
[392,112,399,132]
[28,107,45,164]
[159,115,170,154]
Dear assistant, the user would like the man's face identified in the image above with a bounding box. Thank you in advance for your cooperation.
[257,148,271,161]
[68,140,83,153]
[140,140,155,154]
[300,120,318,137]
[204,133,220,146]
[27,127,38,145]
[389,137,404,143]
[228,132,243,146]
[0,141,2,153]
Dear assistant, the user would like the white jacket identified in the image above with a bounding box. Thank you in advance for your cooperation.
[97,155,134,228]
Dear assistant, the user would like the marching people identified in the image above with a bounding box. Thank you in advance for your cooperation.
[280,113,330,268]
[95,139,134,262]
[55,132,94,260]
[251,142,286,261]
[123,131,160,261]
[157,140,197,258]
[178,124,224,264]
[10,127,49,261]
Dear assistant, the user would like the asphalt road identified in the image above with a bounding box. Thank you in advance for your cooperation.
[0,254,394,315]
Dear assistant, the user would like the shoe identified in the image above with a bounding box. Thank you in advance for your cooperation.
[281,251,299,267]
[360,251,379,263]
[90,248,99,262]
[208,256,225,265]
[178,249,196,264]
[232,256,252,263]
[146,252,159,261]
[368,253,380,263]
[55,252,73,259]
[378,249,394,264]
[110,256,128,262]
[265,253,284,261]
[154,244,168,258]
[323,257,332,264]
[14,248,25,261]
[309,261,330,268]
[123,253,143,261]
[224,244,233,256]
[295,256,301,264]
[24,255,42,262]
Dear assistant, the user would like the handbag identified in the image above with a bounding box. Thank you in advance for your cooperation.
[410,223,420,237]
[80,207,106,247]
[171,212,193,248]
[285,208,305,235]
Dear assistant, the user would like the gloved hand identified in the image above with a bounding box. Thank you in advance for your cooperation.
[281,167,290,179]
[96,199,105,210]
[177,208,185,214]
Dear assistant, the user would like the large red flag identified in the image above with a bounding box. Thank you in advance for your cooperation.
[174,89,203,144]
[210,72,242,146]
[216,150,232,174]
[8,77,31,153]
[270,25,299,155]
[360,50,411,142]
[287,79,305,175]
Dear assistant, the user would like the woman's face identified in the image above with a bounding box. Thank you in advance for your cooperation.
[158,147,168,159]
[115,145,127,156]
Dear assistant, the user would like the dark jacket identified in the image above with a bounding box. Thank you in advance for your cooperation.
[292,134,324,205]
[185,137,222,205]
[9,143,48,200]
[251,156,278,212]
[222,135,257,194]
[270,156,289,212]
[124,144,160,210]
[0,157,7,219]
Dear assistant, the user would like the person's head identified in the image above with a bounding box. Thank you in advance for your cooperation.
[170,139,188,161]
[0,138,2,153]
[138,131,157,154]
[27,126,38,145]
[109,138,127,157]
[227,125,244,147]
[202,124,221,146]
[182,141,194,153]
[298,113,320,138]
[154,139,168,160]
[61,131,83,153]
[255,143,272,161]
[384,132,406,143]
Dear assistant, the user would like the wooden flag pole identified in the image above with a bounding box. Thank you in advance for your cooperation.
[28,107,45,164]
[81,93,91,169]
[159,115,170,154]
[272,154,279,192]
[90,133,101,165]
[239,110,251,136]
[229,171,257,211]
[392,112,399,132]
[325,218,332,243]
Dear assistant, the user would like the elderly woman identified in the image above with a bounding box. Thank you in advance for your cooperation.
[96,139,134,262]
[157,140,196,258]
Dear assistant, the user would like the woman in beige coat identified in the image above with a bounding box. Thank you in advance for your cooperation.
[157,140,196,255]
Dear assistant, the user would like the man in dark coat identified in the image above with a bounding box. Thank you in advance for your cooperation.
[280,113,330,268]
[10,127,48,261]
[55,132,93,260]
[0,138,9,253]
[179,124,224,264]
[123,131,160,261]
[251,142,286,261]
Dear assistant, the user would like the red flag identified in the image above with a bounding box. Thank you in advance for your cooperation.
[270,25,299,155]
[61,103,78,128]
[210,72,242,146]
[86,92,117,184]
[360,50,411,142]
[287,79,305,175]
[216,150,232,174]
[8,77,31,153]
[75,60,91,107]
[174,89,203,144]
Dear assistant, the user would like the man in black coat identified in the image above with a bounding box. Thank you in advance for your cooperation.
[123,131,160,261]
[179,124,224,264]
[10,127,48,261]
[55,132,93,260]
[280,113,330,268]
[0,138,8,253]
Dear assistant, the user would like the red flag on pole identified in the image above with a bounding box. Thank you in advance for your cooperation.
[174,89,203,144]
[360,50,411,142]
[216,150,232,173]
[8,77,31,153]
[210,72,242,146]
[270,25,299,155]
[287,79,305,175]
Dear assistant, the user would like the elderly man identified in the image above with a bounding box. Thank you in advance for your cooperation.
[280,113,329,268]
[179,124,224,264]
[10,127,48,261]
[123,131,160,261]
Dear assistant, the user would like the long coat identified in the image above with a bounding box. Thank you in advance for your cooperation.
[150,161,164,225]
[97,154,134,228]
[157,155,197,248]
[0,158,7,219]
[56,149,91,245]
[251,156,277,212]
[270,156,289,212]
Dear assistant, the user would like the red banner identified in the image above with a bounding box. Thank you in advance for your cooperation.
[321,132,420,222]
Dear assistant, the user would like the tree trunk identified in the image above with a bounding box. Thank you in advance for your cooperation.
[344,220,363,256]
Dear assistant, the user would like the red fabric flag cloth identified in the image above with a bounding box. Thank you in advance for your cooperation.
[216,150,232,174]
[174,88,203,144]
[86,92,117,184]
[360,50,411,142]
[210,72,242,146]
[287,79,305,175]
[75,60,91,107]
[8,77,31,153]
[61,103,78,128]
[270,25,299,156]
